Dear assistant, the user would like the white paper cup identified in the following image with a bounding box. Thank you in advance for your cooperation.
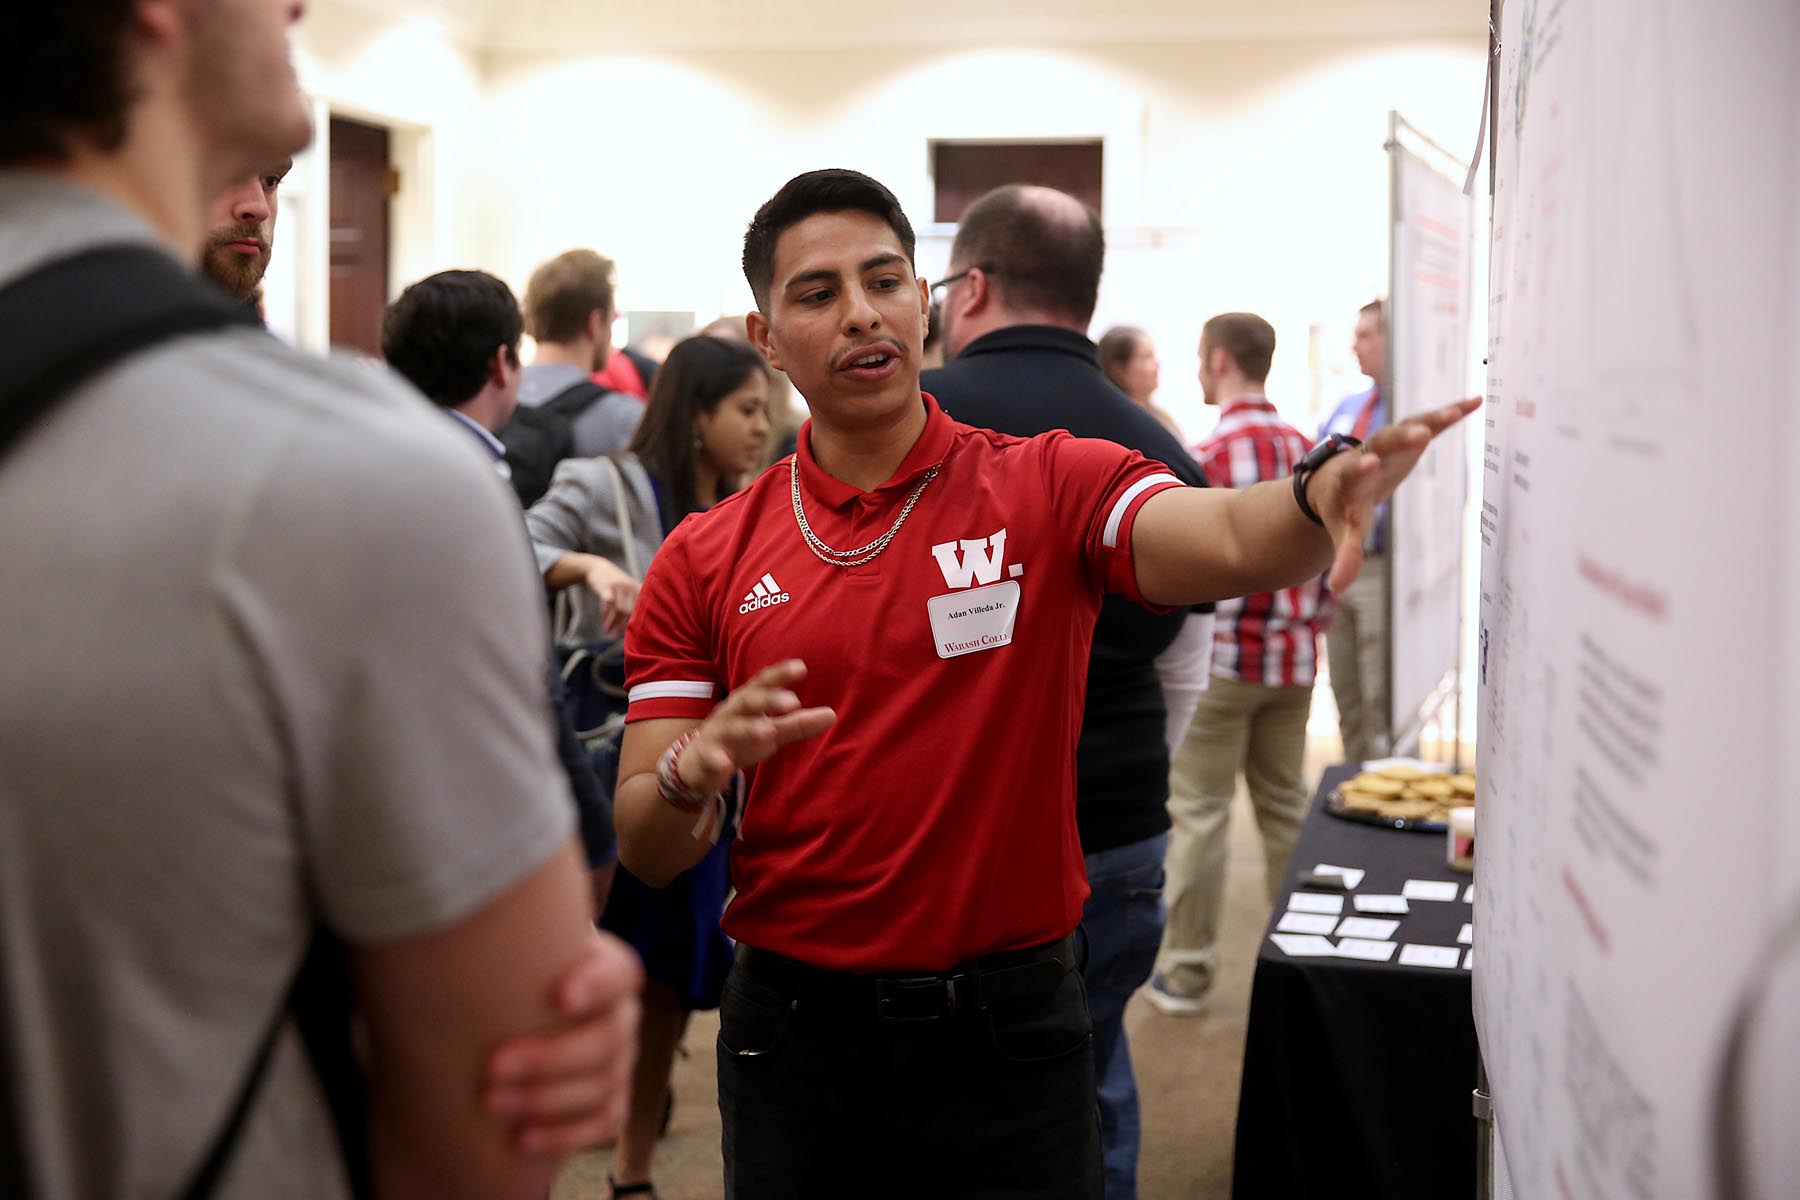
[1447,806,1476,873]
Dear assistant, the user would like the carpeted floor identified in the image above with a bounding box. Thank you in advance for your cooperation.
[556,744,1344,1200]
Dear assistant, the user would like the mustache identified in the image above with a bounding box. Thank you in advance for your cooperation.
[206,222,269,253]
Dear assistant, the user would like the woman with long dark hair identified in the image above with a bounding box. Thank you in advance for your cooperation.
[1098,324,1184,439]
[526,333,772,1199]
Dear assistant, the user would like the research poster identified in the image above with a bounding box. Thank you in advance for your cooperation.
[1387,133,1472,745]
[1474,1,1798,1197]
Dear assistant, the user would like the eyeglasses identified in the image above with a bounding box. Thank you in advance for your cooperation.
[929,265,996,304]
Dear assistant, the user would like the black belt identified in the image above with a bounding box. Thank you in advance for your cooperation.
[736,935,1078,1025]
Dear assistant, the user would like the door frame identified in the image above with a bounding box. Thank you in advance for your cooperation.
[282,96,435,354]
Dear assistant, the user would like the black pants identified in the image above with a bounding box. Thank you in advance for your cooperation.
[716,941,1103,1199]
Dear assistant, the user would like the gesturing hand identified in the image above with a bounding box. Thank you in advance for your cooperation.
[676,659,837,796]
[1311,396,1482,592]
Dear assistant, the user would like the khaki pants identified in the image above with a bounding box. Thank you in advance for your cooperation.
[1158,674,1314,999]
[1327,560,1389,764]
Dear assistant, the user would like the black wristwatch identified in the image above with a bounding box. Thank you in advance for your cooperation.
[1291,433,1363,526]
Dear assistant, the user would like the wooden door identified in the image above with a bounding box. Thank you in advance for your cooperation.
[328,116,392,356]
[932,141,1105,223]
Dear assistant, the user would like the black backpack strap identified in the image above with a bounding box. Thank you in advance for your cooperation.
[541,380,613,421]
[176,933,369,1200]
[0,244,260,462]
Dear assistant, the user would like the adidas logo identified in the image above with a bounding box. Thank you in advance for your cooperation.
[738,572,792,615]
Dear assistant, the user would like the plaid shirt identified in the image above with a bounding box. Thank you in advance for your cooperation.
[1193,395,1328,686]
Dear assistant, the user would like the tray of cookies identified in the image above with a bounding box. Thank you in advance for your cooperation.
[1325,759,1477,832]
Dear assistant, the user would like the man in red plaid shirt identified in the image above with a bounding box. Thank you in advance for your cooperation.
[1147,312,1328,1015]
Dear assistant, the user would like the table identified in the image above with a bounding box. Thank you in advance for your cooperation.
[1231,765,1478,1200]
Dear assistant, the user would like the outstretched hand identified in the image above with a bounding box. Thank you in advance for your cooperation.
[1312,396,1482,592]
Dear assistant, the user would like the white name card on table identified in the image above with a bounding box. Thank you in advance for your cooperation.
[1336,917,1401,941]
[1458,923,1474,945]
[1269,934,1339,957]
[1354,894,1411,914]
[1463,949,1474,970]
[1464,884,1474,903]
[1313,864,1367,889]
[1399,944,1464,969]
[1277,912,1341,935]
[1287,892,1345,915]
[1335,938,1400,962]
[1403,879,1461,902]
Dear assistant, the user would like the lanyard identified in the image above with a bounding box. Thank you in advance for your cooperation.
[1351,386,1382,442]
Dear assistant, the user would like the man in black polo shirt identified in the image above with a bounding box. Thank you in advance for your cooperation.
[924,183,1209,1200]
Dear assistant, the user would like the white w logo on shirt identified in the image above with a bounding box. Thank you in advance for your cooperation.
[930,529,1008,589]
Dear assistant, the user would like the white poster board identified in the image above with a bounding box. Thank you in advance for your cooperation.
[1474,1,1799,1197]
[1387,124,1473,748]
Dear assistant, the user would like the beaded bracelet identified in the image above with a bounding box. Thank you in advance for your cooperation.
[656,728,722,814]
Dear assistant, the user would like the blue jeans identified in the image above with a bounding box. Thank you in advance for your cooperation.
[1079,832,1168,1200]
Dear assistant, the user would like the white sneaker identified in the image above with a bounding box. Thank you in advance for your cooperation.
[1142,973,1206,1017]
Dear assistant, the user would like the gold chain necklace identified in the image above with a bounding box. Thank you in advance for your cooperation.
[789,461,938,569]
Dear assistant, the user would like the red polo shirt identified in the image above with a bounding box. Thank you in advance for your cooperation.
[624,394,1185,972]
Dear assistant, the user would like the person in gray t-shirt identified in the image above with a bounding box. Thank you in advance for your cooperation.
[518,249,645,457]
[0,7,639,1198]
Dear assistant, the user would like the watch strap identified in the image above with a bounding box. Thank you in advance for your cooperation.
[1292,432,1362,526]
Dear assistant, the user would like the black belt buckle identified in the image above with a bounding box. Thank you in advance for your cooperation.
[874,974,960,1023]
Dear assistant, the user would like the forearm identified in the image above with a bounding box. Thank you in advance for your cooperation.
[1218,478,1336,593]
[359,841,598,1200]
[1133,481,1332,606]
[543,551,604,593]
[615,771,713,886]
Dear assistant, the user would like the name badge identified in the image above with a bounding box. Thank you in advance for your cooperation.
[927,581,1021,659]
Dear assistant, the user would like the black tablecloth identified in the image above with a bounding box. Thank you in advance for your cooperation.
[1231,765,1477,1200]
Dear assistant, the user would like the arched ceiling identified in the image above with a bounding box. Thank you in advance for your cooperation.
[326,0,1487,55]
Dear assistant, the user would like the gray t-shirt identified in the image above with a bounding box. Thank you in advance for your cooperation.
[517,361,643,458]
[0,173,574,1199]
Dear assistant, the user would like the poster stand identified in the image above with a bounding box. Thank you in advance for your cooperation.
[1383,110,1475,771]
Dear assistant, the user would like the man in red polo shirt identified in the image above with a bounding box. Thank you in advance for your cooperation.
[614,169,1476,1198]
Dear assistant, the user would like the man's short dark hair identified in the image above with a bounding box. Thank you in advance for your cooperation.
[1201,312,1277,384]
[381,270,523,408]
[1361,298,1386,329]
[523,249,616,344]
[0,3,139,164]
[743,169,917,309]
[949,185,1105,326]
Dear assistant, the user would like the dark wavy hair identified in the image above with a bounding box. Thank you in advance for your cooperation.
[742,169,916,309]
[381,271,523,408]
[0,3,139,164]
[628,335,770,520]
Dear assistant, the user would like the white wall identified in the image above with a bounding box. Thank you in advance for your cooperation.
[479,36,1487,438]
[273,6,489,350]
[272,8,1485,434]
